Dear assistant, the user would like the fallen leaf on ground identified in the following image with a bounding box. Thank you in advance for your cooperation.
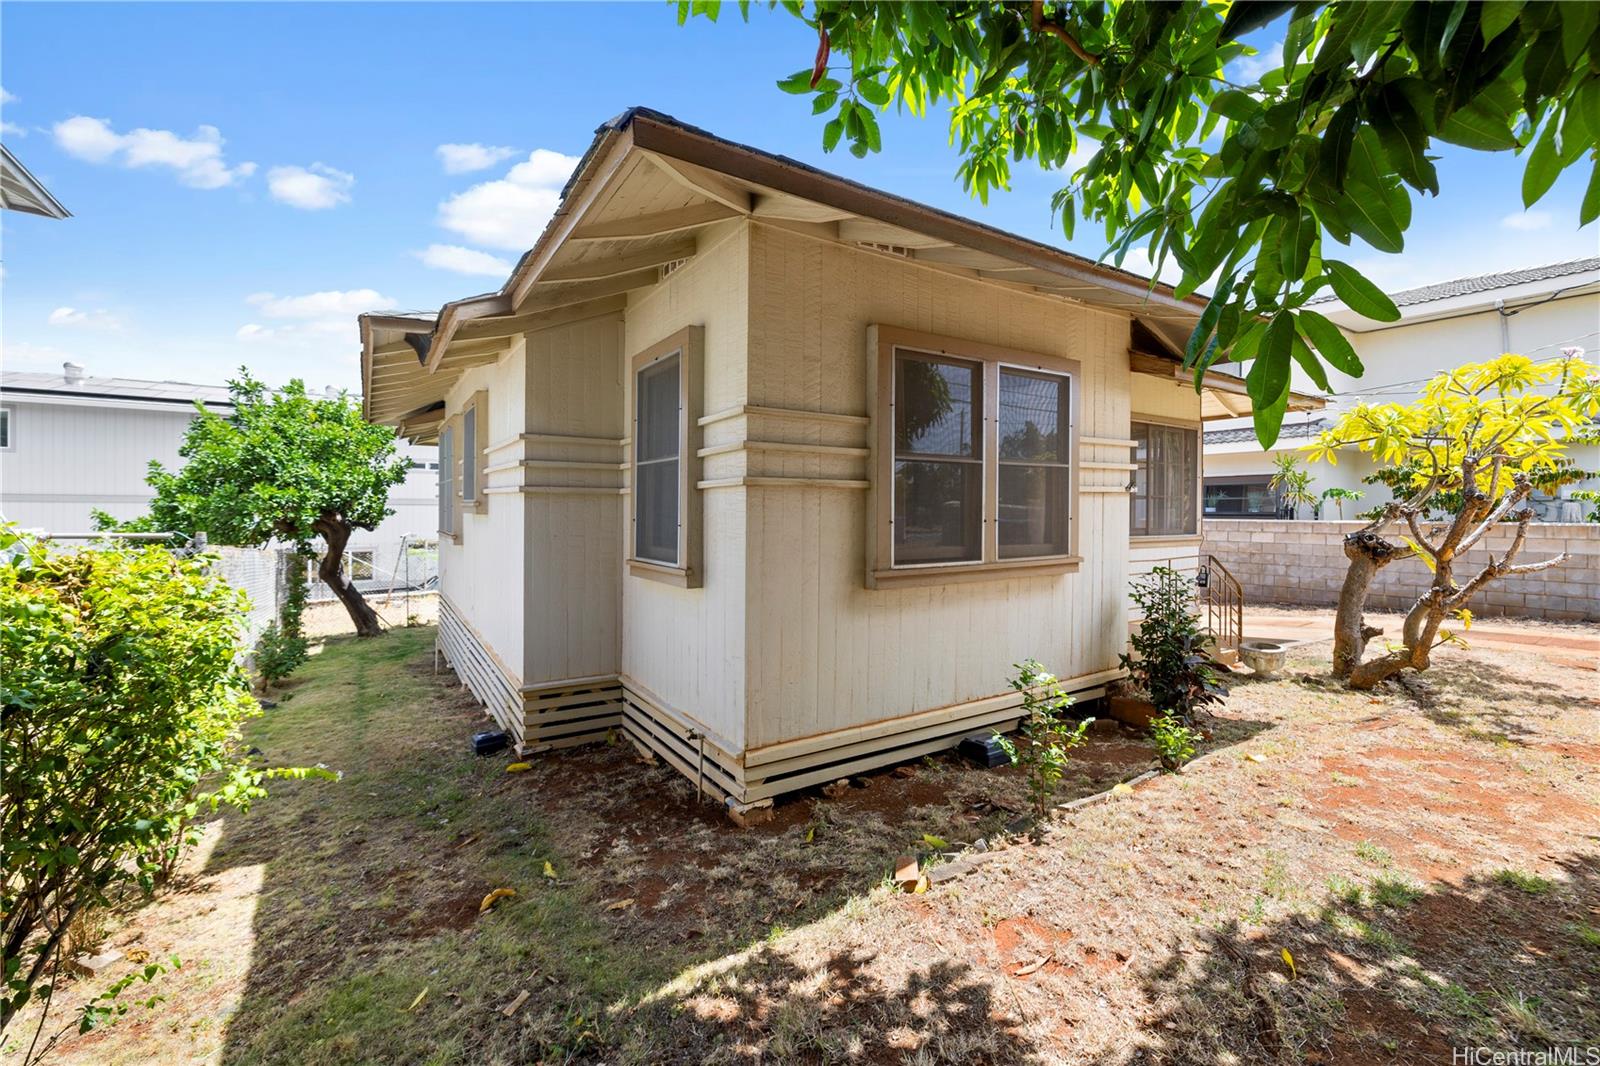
[803,826,815,843]
[1013,956,1049,977]
[542,861,557,880]
[479,887,517,913]
[606,898,636,911]
[1281,947,1297,978]
[921,833,950,850]
[406,987,428,1012]
[1245,753,1267,763]
[501,989,530,1017]
[1111,782,1134,795]
[506,762,532,773]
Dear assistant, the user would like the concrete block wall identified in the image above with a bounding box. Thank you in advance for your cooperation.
[1200,520,1600,622]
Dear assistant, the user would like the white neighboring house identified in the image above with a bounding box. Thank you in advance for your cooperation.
[1204,257,1600,522]
[0,363,439,586]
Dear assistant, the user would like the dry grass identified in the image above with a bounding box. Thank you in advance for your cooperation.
[11,625,1597,1065]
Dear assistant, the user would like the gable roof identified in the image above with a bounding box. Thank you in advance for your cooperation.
[1309,257,1600,319]
[0,144,71,219]
[361,107,1217,436]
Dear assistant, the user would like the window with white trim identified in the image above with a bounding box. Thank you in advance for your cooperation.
[0,405,11,451]
[628,325,703,586]
[871,326,1079,587]
[461,404,478,506]
[1130,421,1199,536]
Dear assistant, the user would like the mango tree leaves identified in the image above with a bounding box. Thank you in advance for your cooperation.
[694,1,1600,445]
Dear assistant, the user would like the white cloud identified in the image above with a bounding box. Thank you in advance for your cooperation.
[1118,247,1188,288]
[266,163,354,210]
[245,288,395,319]
[52,116,256,189]
[414,243,514,277]
[437,147,579,250]
[1501,210,1552,232]
[1228,39,1283,84]
[436,143,518,174]
[48,306,122,331]
[1,121,24,138]
[1,86,15,105]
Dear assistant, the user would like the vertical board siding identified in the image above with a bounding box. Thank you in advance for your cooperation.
[741,224,1169,751]
[439,349,528,681]
[522,314,626,685]
[620,224,750,750]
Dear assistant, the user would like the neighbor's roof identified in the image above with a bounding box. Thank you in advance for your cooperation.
[0,144,71,219]
[1204,417,1327,447]
[361,106,1213,440]
[0,371,234,408]
[1310,257,1600,311]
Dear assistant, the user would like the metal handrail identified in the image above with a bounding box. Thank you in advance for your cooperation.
[1202,554,1244,660]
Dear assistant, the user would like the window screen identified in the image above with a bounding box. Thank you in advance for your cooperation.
[1131,422,1198,536]
[461,405,477,503]
[893,352,982,564]
[438,424,455,535]
[635,353,681,564]
[997,368,1070,558]
[0,406,11,450]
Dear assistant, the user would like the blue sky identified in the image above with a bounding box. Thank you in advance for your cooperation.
[3,2,1596,392]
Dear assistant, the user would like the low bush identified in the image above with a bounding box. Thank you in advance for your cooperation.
[994,659,1092,825]
[1148,714,1199,771]
[0,528,328,1048]
[255,622,308,685]
[1120,566,1228,724]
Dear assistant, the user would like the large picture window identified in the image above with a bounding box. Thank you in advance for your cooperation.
[871,326,1079,587]
[629,325,703,586]
[1130,421,1199,537]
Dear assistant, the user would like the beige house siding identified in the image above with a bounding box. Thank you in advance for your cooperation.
[620,220,751,753]
[739,222,1172,753]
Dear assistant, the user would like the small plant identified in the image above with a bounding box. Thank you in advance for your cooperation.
[1369,876,1423,908]
[1493,869,1554,895]
[1319,486,1364,519]
[1148,713,1198,771]
[1354,840,1392,867]
[1269,454,1317,519]
[992,659,1092,826]
[1121,567,1228,725]
[255,622,309,685]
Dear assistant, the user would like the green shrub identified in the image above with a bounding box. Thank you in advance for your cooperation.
[1149,713,1199,771]
[255,622,309,685]
[994,659,1092,826]
[1120,566,1228,724]
[0,527,328,1041]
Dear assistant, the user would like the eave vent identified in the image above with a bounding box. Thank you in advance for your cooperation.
[856,242,913,258]
[660,257,693,279]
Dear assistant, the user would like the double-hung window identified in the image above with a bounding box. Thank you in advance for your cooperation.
[438,420,457,538]
[871,326,1078,587]
[1130,421,1199,537]
[460,389,488,514]
[629,326,703,586]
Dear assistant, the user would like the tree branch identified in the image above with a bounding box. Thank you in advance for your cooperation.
[1032,0,1100,65]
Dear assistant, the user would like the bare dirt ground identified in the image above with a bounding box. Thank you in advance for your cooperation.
[300,592,437,637]
[12,622,1597,1065]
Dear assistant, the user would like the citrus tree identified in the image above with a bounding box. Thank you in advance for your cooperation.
[146,372,408,637]
[688,0,1600,445]
[1305,350,1600,689]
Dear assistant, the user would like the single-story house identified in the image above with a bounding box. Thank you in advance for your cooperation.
[359,108,1319,816]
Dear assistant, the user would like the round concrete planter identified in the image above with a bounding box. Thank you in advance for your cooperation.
[1239,639,1288,678]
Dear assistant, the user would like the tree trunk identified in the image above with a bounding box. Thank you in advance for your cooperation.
[313,516,382,637]
[1331,529,1408,680]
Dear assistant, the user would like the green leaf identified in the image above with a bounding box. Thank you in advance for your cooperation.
[1210,90,1259,123]
[1294,308,1366,376]
[1581,161,1600,227]
[821,117,843,153]
[1324,260,1402,322]
[1248,314,1294,448]
[1521,122,1563,208]
[856,78,891,107]
[1478,0,1523,42]
[1320,103,1360,188]
[1288,327,1330,393]
[1279,208,1316,282]
[777,69,815,95]
[1437,98,1519,151]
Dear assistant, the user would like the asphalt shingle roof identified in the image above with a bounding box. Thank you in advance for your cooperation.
[1309,257,1600,308]
[0,371,235,407]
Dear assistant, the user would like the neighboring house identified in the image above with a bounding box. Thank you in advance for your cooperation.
[1,143,71,219]
[1204,258,1600,521]
[0,365,439,584]
[359,107,1319,815]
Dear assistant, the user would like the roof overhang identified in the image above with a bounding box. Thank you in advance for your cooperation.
[362,106,1211,440]
[1,144,71,219]
[1130,348,1325,421]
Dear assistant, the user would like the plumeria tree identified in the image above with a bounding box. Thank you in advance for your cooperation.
[146,373,408,637]
[1306,351,1600,689]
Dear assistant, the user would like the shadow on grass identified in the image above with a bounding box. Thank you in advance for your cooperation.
[176,627,1272,1064]
[1131,854,1600,1065]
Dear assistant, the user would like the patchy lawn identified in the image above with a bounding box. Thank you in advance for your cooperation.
[13,624,1597,1065]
